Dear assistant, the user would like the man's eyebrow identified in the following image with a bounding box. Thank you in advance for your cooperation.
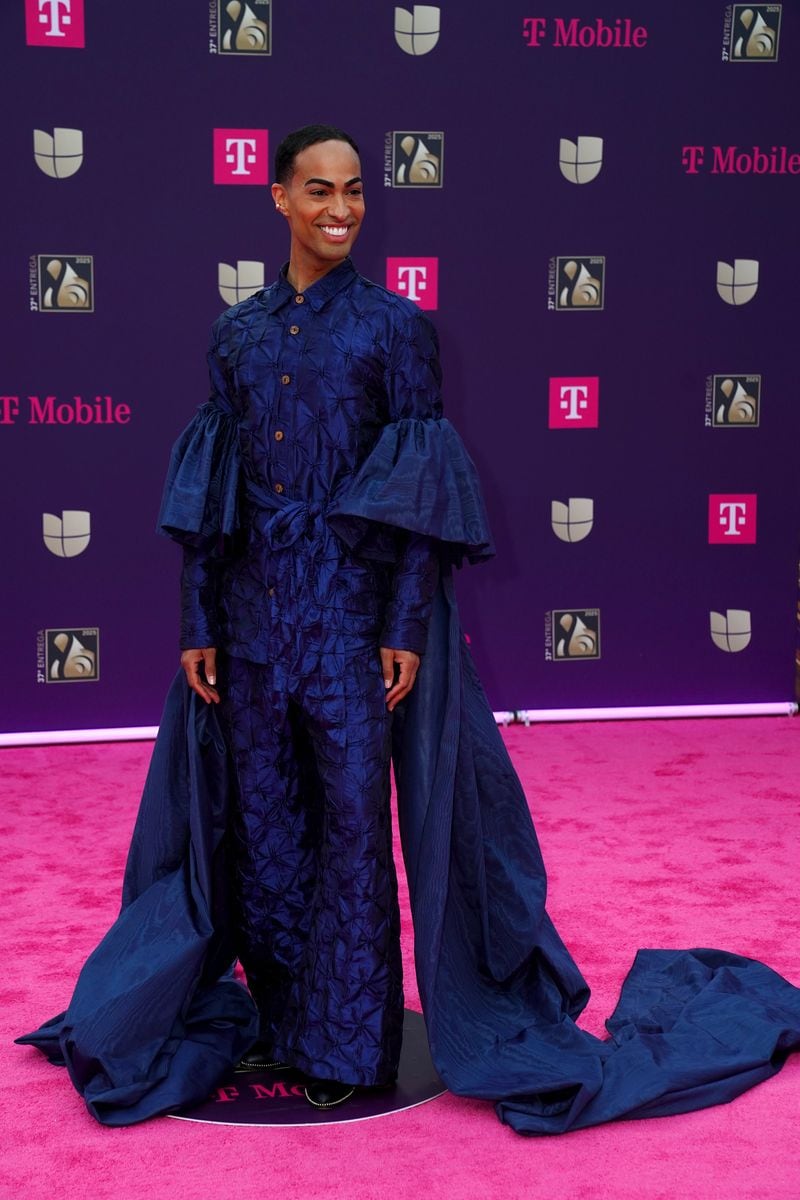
[303,177,363,187]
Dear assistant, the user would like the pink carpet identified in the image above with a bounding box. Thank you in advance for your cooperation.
[3,718,800,1200]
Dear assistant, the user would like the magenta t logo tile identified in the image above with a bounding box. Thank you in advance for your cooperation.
[708,494,757,543]
[26,0,85,47]
[213,129,269,185]
[548,377,599,428]
[386,258,438,309]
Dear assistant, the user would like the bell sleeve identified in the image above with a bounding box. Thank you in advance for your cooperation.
[327,306,495,584]
[157,322,241,648]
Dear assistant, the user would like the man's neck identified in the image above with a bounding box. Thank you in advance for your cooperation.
[285,254,345,295]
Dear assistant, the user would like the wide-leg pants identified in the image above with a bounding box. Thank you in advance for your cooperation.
[221,649,404,1086]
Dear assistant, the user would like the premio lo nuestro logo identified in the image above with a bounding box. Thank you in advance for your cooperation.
[551,257,605,310]
[551,498,594,542]
[716,259,759,305]
[25,0,85,47]
[547,609,601,660]
[394,6,440,54]
[710,609,752,652]
[39,628,99,682]
[708,375,760,426]
[219,261,265,305]
[212,0,271,54]
[708,494,757,543]
[559,137,603,184]
[213,129,269,185]
[32,255,93,311]
[386,258,438,309]
[43,510,91,557]
[723,5,781,61]
[33,128,83,178]
[389,133,443,187]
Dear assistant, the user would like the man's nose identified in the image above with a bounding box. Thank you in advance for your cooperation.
[326,194,349,220]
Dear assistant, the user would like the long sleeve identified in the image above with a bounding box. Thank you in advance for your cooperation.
[180,542,222,649]
[380,532,440,653]
[158,320,241,648]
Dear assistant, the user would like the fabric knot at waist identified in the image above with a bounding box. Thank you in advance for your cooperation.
[244,480,327,550]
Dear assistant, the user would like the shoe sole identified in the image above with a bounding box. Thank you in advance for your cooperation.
[235,1059,290,1072]
[303,1085,356,1109]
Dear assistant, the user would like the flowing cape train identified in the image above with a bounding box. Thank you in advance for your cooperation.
[17,412,800,1130]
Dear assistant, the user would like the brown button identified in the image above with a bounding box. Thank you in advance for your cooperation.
[267,587,275,597]
[274,429,284,441]
[274,482,284,494]
[289,325,300,335]
[294,295,305,304]
[281,374,291,385]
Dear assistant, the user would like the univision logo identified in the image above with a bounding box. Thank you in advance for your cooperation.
[551,498,594,542]
[43,510,91,557]
[716,259,759,305]
[710,609,751,652]
[218,261,265,305]
[559,137,603,184]
[394,5,440,54]
[33,128,83,178]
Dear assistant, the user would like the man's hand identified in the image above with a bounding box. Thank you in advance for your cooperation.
[181,647,220,705]
[380,646,420,712]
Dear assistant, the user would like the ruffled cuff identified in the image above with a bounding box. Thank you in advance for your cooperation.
[327,417,494,567]
[158,402,240,546]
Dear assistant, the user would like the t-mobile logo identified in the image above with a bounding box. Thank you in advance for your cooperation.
[398,266,427,301]
[548,377,599,428]
[386,257,439,309]
[39,0,71,34]
[708,494,757,543]
[213,129,269,185]
[227,138,256,174]
[26,0,84,46]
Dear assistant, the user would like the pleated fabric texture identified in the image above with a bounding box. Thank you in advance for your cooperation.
[17,397,800,1131]
[392,572,800,1135]
[157,401,240,546]
[14,674,259,1126]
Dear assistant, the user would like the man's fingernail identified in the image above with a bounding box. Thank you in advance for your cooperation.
[208,676,216,686]
[384,679,392,689]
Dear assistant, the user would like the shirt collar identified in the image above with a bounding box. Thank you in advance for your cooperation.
[263,256,357,314]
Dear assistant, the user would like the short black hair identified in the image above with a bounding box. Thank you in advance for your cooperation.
[274,124,360,184]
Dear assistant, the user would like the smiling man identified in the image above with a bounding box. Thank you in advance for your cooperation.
[158,124,489,1109]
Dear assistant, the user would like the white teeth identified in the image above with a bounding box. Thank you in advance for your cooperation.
[321,226,348,235]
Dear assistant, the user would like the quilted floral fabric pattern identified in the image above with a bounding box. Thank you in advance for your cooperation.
[158,258,491,1084]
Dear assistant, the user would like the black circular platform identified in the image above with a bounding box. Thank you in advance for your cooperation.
[169,1009,446,1126]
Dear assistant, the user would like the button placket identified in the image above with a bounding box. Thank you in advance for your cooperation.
[272,311,302,496]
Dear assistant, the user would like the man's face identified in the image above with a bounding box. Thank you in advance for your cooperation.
[272,140,365,274]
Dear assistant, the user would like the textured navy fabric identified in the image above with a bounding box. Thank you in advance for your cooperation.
[15,673,259,1125]
[158,256,483,661]
[18,602,800,1130]
[156,258,488,1084]
[19,260,800,1132]
[222,651,403,1085]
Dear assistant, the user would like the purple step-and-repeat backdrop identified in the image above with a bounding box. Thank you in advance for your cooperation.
[2,1,798,734]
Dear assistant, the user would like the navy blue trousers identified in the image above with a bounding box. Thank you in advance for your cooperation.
[221,650,404,1086]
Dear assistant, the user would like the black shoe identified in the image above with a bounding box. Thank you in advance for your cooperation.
[303,1078,356,1108]
[235,1042,289,1072]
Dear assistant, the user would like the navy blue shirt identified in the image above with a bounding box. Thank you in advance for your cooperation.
[176,257,442,665]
